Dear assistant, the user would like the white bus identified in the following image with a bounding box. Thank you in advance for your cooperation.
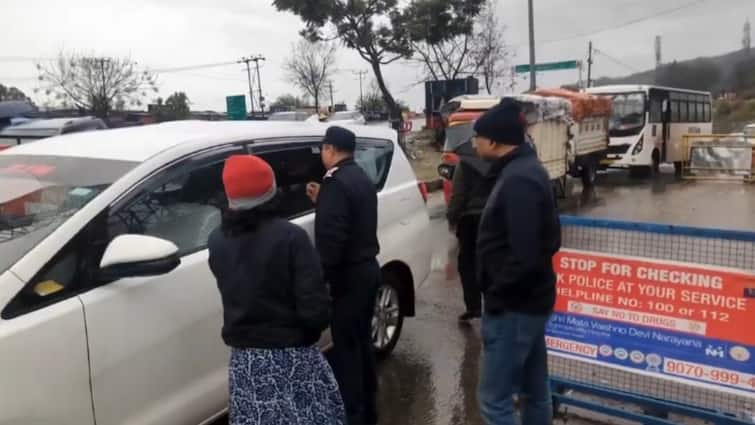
[586,85,713,177]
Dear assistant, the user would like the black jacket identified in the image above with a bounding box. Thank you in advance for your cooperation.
[446,152,491,227]
[314,158,380,293]
[208,218,331,349]
[477,143,561,315]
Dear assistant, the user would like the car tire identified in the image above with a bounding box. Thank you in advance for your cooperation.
[372,273,404,358]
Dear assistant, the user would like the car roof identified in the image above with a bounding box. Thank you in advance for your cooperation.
[0,120,396,163]
[0,116,100,137]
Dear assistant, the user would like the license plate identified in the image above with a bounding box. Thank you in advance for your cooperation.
[600,159,615,165]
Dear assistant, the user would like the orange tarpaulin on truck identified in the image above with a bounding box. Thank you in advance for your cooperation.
[533,88,612,121]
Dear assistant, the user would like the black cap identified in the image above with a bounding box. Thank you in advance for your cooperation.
[473,98,525,145]
[323,126,356,152]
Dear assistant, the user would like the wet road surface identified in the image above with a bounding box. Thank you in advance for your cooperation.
[374,171,755,425]
[216,171,753,425]
[561,167,755,230]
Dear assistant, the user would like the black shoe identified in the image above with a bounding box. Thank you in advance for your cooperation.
[458,311,481,322]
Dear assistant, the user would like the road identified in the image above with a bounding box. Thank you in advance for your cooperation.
[374,170,755,425]
[215,171,754,424]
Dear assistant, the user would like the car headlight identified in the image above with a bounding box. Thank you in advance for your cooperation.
[438,164,455,180]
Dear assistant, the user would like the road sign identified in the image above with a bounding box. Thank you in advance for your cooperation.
[226,95,247,120]
[515,60,580,74]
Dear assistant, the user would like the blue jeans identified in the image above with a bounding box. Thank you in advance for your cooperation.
[478,312,552,425]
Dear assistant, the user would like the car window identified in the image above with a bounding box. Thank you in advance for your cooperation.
[355,139,394,190]
[255,144,325,218]
[107,156,232,256]
[2,209,109,319]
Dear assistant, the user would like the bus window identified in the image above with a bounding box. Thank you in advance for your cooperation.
[704,103,711,122]
[696,103,703,122]
[671,101,680,122]
[680,102,689,122]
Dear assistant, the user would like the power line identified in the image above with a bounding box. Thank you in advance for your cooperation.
[592,47,642,73]
[532,0,708,47]
[153,61,238,73]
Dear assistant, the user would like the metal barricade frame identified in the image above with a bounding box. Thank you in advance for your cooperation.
[681,134,755,182]
[551,215,755,424]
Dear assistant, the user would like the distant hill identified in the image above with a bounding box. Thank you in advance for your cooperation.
[591,48,755,132]
[593,48,755,95]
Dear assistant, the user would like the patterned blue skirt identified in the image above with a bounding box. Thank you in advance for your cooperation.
[229,346,346,425]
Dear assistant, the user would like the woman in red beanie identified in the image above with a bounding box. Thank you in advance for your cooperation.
[208,155,345,425]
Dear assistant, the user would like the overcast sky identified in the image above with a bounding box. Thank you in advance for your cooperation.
[1,0,753,112]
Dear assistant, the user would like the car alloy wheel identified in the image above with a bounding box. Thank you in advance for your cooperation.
[372,278,403,356]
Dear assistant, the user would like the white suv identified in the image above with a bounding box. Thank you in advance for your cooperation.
[0,121,431,425]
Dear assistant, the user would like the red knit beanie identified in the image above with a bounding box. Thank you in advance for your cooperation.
[222,155,277,211]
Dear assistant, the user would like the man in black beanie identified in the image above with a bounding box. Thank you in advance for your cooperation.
[307,125,380,425]
[473,99,561,425]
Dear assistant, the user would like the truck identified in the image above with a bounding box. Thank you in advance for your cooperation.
[437,90,613,205]
[438,94,572,201]
[533,88,612,187]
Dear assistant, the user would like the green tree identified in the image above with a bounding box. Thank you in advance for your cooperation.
[356,81,389,114]
[37,52,158,119]
[271,94,306,111]
[151,92,190,122]
[273,0,485,123]
[164,92,190,120]
[0,84,32,102]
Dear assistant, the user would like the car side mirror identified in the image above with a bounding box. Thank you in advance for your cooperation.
[98,234,180,282]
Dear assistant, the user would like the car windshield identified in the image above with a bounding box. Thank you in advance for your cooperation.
[443,122,475,153]
[609,92,646,135]
[0,155,137,274]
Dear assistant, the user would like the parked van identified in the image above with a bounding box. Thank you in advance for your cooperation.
[0,121,432,425]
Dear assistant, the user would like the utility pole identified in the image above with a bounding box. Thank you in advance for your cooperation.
[252,55,265,115]
[527,0,536,91]
[328,80,335,111]
[238,56,255,115]
[587,41,593,88]
[353,70,368,111]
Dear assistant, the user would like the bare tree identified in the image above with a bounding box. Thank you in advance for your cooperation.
[274,0,485,130]
[283,40,337,112]
[472,1,511,94]
[411,0,511,94]
[36,52,158,118]
[411,33,480,81]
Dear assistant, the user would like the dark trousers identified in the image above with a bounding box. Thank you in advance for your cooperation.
[457,214,482,314]
[329,261,380,425]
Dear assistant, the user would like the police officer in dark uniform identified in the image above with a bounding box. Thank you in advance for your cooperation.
[306,126,380,425]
